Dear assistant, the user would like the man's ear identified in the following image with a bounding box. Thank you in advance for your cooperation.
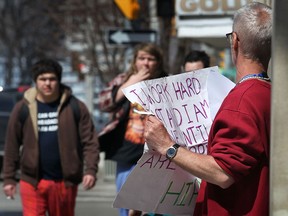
[232,32,239,51]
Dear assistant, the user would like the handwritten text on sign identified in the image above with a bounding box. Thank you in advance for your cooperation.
[113,151,200,215]
[125,69,212,149]
[140,153,200,208]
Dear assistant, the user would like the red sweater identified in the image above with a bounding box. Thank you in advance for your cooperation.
[194,79,271,216]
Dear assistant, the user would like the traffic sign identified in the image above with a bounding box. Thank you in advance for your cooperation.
[108,29,157,45]
[114,0,140,20]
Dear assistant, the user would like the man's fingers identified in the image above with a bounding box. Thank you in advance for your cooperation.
[83,175,96,190]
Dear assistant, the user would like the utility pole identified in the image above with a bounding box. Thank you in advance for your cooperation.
[156,0,174,74]
[270,0,288,215]
[85,73,94,113]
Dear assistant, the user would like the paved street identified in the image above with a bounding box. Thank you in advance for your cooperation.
[0,177,118,216]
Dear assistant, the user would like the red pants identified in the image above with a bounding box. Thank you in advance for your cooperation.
[20,179,78,216]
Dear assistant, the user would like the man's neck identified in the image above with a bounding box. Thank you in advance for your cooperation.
[235,58,267,83]
[36,93,60,103]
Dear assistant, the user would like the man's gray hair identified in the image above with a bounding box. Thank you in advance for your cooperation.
[233,2,272,65]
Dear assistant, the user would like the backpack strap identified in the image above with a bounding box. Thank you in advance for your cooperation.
[19,103,29,126]
[18,103,29,139]
[69,96,83,154]
[69,96,80,125]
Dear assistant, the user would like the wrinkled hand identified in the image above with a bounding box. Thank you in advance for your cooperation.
[82,174,96,190]
[145,116,174,155]
[3,184,16,200]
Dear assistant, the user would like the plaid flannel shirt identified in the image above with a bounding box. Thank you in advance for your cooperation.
[98,73,129,136]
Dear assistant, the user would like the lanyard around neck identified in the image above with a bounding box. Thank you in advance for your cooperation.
[238,72,271,84]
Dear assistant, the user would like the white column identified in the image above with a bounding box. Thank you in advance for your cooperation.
[270,0,288,215]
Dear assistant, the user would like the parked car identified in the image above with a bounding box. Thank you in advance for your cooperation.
[0,86,28,175]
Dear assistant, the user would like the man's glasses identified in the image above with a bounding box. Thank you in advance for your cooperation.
[226,32,240,46]
[226,32,233,45]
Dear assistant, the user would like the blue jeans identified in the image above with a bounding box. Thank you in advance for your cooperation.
[116,162,136,216]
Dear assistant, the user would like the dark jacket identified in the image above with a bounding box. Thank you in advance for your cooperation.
[3,85,100,188]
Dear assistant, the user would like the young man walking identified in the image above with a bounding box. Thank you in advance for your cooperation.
[3,59,100,216]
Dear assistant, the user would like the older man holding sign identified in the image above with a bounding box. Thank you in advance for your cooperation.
[144,2,272,216]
